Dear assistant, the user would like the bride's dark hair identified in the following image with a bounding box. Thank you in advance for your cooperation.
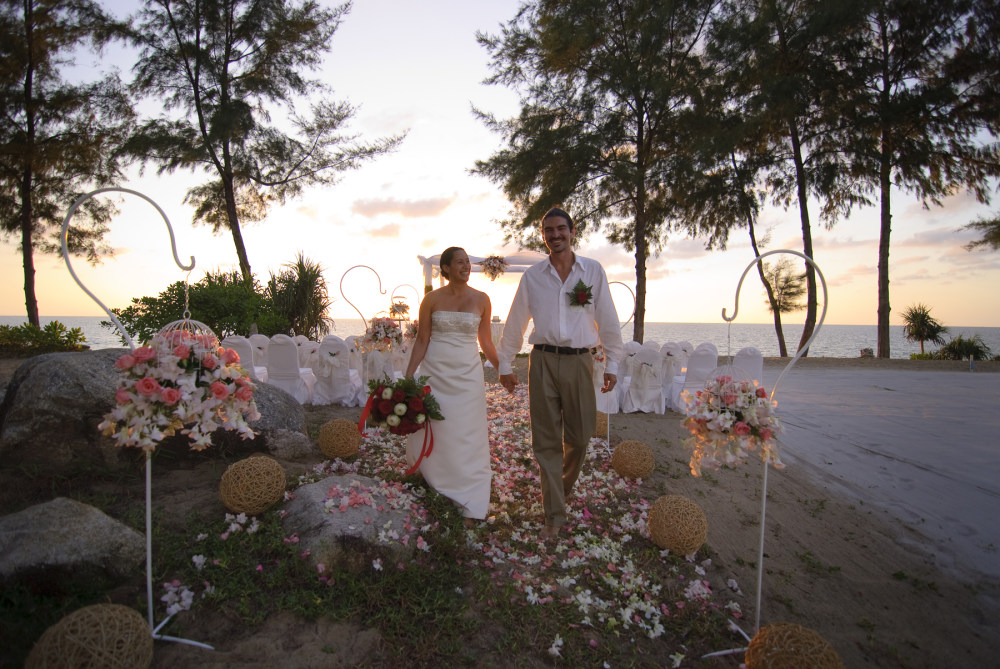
[439,246,464,280]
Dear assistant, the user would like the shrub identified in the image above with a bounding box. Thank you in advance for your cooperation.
[936,334,994,361]
[0,321,88,356]
[909,353,935,360]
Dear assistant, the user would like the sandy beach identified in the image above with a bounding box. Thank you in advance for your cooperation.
[2,354,998,667]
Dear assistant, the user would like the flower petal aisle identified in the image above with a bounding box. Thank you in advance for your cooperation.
[333,383,745,661]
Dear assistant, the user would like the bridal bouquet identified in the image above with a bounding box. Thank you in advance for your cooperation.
[680,374,783,476]
[480,255,508,281]
[362,375,443,436]
[99,330,260,452]
[362,317,403,351]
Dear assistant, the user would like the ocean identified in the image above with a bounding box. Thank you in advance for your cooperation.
[4,315,999,360]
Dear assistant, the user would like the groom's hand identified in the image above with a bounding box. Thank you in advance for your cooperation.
[499,373,517,394]
[601,372,617,393]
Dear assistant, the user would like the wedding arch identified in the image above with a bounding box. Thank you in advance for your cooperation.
[417,251,548,291]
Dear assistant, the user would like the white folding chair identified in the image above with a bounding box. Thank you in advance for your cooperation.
[344,336,366,405]
[265,334,316,404]
[221,335,268,383]
[297,338,319,368]
[310,338,358,406]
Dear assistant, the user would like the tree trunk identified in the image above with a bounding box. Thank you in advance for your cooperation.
[634,238,647,344]
[221,171,252,283]
[876,100,892,357]
[746,210,787,357]
[20,1,39,327]
[788,121,816,357]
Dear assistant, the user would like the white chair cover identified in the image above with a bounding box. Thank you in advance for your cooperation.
[678,340,693,356]
[733,346,765,386]
[642,340,660,352]
[310,338,359,406]
[390,345,410,379]
[363,349,395,388]
[265,334,316,404]
[695,341,718,356]
[659,352,676,407]
[221,335,268,383]
[674,347,718,413]
[248,334,270,367]
[621,346,665,414]
[297,338,319,368]
[344,336,366,405]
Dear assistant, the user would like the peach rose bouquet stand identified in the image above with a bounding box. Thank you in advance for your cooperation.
[698,250,829,662]
[62,187,261,652]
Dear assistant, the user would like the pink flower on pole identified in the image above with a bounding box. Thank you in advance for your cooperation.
[733,421,751,436]
[173,344,192,359]
[202,353,218,370]
[114,354,136,370]
[234,386,253,402]
[759,428,773,441]
[160,387,182,405]
[133,346,156,363]
[209,381,230,400]
[756,387,767,399]
[115,387,132,404]
[134,376,162,396]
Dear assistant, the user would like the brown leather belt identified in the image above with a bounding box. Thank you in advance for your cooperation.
[533,344,595,355]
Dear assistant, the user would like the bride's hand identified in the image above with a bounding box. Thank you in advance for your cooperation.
[499,373,517,394]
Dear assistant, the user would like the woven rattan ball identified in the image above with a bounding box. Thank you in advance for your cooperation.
[219,454,286,515]
[593,411,609,438]
[25,603,152,669]
[647,494,708,555]
[745,622,845,669]
[318,418,362,459]
[611,439,655,479]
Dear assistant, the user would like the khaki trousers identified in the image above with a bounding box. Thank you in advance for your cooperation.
[528,349,596,528]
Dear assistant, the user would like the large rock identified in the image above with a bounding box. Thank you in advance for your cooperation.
[0,351,307,475]
[282,475,421,572]
[0,497,144,582]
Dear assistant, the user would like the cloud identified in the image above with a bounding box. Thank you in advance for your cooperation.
[351,196,455,218]
[368,223,401,238]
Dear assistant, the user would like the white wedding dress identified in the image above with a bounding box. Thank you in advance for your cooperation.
[406,311,492,519]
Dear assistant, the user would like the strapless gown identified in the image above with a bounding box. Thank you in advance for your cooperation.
[406,311,491,519]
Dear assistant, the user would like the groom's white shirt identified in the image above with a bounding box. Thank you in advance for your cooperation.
[498,254,624,376]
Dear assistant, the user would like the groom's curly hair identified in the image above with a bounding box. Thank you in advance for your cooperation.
[440,246,464,280]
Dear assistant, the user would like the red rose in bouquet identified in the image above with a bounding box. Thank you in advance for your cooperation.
[363,375,444,436]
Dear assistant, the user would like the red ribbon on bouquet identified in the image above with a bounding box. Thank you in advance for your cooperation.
[404,421,434,476]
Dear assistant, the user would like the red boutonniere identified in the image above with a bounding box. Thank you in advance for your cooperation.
[567,279,593,307]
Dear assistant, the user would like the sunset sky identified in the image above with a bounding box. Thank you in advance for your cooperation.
[3,0,999,327]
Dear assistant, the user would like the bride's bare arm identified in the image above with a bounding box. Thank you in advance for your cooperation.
[405,293,435,377]
[477,293,500,370]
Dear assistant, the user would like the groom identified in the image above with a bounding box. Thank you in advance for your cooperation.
[498,207,624,541]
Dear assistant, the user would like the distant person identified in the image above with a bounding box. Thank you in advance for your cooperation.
[498,207,624,541]
[405,247,500,525]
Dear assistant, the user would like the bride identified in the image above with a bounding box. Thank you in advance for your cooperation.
[404,247,499,523]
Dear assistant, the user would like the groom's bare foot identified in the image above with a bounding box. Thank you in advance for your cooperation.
[540,524,560,541]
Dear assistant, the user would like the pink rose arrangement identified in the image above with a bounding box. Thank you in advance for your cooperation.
[99,330,261,452]
[362,317,403,352]
[479,255,508,281]
[680,374,783,476]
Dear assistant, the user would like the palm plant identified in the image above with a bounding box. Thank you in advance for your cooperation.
[265,253,334,339]
[936,335,994,361]
[900,303,948,354]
